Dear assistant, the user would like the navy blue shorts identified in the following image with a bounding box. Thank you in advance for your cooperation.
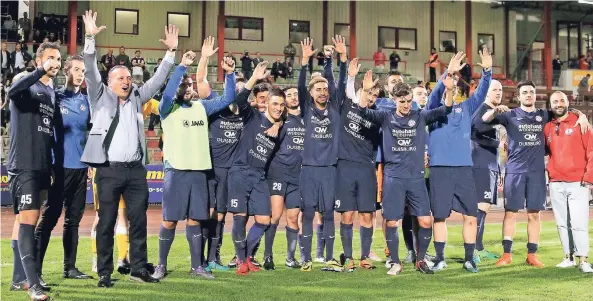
[8,170,51,214]
[267,179,300,209]
[503,172,546,211]
[207,167,229,213]
[335,160,377,213]
[429,166,478,219]
[299,165,336,213]
[162,169,209,221]
[382,176,431,221]
[473,168,499,204]
[227,166,271,216]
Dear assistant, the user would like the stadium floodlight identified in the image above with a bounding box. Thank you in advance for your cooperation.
[579,0,593,5]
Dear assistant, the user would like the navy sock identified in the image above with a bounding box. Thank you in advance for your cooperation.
[476,210,487,251]
[527,242,538,254]
[207,220,222,263]
[323,214,336,261]
[316,223,325,258]
[264,223,279,258]
[340,223,354,259]
[360,226,373,258]
[18,224,39,287]
[502,239,513,254]
[301,211,315,262]
[464,243,476,262]
[417,227,432,262]
[231,215,247,261]
[402,213,415,253]
[298,234,304,263]
[434,241,446,262]
[201,220,211,264]
[385,225,400,264]
[158,225,176,266]
[286,226,299,260]
[12,240,26,283]
[215,219,225,262]
[186,224,202,269]
[246,222,269,258]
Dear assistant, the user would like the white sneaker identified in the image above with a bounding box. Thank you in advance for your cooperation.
[92,257,97,273]
[384,258,394,269]
[556,258,576,268]
[387,262,403,276]
[368,251,382,262]
[314,257,326,263]
[579,262,593,273]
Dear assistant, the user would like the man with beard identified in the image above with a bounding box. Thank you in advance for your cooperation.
[479,81,590,268]
[544,91,593,273]
[7,41,61,301]
[262,85,305,270]
[470,79,504,263]
[35,55,93,281]
[297,36,346,272]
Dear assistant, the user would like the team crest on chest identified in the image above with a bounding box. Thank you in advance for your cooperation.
[565,128,573,135]
[535,116,542,122]
[80,104,86,111]
[454,107,462,113]
[408,119,416,127]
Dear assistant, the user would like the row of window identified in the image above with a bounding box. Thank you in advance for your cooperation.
[113,9,494,53]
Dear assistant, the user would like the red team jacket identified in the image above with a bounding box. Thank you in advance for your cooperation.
[544,112,593,184]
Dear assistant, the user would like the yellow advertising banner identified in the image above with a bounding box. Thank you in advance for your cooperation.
[571,70,593,87]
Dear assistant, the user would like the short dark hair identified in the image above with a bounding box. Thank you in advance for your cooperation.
[236,77,247,84]
[388,70,402,77]
[253,83,272,96]
[516,80,536,91]
[36,42,60,58]
[392,82,412,98]
[269,87,286,100]
[282,85,297,92]
[64,54,83,75]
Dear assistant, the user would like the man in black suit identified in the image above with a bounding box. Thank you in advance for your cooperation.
[271,57,287,81]
[11,43,32,75]
[1,42,12,84]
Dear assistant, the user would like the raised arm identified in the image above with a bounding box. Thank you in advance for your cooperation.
[158,64,187,120]
[323,57,336,97]
[299,38,317,112]
[427,51,467,110]
[424,75,454,124]
[196,36,219,99]
[138,24,179,102]
[358,70,386,123]
[583,130,593,185]
[202,58,237,116]
[346,58,360,102]
[81,10,107,107]
[333,35,348,106]
[237,61,270,117]
[466,48,493,114]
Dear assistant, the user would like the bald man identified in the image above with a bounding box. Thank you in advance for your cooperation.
[470,79,504,263]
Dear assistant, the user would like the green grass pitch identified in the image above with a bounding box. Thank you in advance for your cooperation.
[1,221,592,301]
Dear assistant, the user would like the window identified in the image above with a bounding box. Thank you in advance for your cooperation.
[115,8,139,35]
[334,23,350,45]
[378,26,417,50]
[289,20,310,43]
[477,33,495,55]
[439,31,457,53]
[225,16,263,41]
[167,12,190,38]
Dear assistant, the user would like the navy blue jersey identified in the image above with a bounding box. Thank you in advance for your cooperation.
[268,113,305,184]
[53,88,90,169]
[338,98,380,164]
[361,106,451,178]
[7,68,56,172]
[482,108,550,173]
[208,108,243,168]
[231,88,280,169]
[471,103,499,171]
[297,59,346,167]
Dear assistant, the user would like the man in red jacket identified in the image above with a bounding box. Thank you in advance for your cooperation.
[544,91,593,273]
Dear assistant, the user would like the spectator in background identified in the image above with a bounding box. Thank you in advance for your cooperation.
[284,57,293,78]
[32,29,44,44]
[553,55,563,87]
[33,12,45,32]
[373,47,386,71]
[578,74,590,100]
[317,50,326,67]
[240,51,253,79]
[579,55,589,70]
[389,50,401,71]
[271,57,286,81]
[252,52,264,66]
[100,49,116,83]
[428,47,439,82]
[18,12,31,42]
[48,32,57,42]
[131,50,146,81]
[10,43,31,75]
[115,46,131,68]
[225,51,237,66]
[153,58,162,73]
[47,14,61,36]
[460,57,472,97]
[284,40,296,66]
[1,42,11,84]
[469,79,478,97]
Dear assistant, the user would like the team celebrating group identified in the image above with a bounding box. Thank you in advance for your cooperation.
[6,10,593,301]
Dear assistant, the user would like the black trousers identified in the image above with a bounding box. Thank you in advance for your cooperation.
[95,161,148,276]
[147,113,160,131]
[429,67,437,82]
[35,167,88,273]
